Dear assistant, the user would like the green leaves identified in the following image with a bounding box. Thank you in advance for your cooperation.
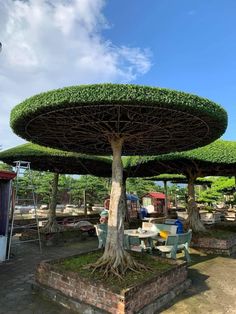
[125,140,236,177]
[126,178,158,198]
[10,84,227,151]
[0,143,112,177]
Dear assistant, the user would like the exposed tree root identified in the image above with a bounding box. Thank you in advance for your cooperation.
[187,198,206,233]
[85,250,151,279]
[41,219,63,233]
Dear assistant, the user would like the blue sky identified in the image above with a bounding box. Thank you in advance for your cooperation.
[104,0,236,140]
[0,0,235,149]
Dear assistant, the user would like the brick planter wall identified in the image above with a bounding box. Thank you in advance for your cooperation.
[191,235,236,256]
[35,251,190,314]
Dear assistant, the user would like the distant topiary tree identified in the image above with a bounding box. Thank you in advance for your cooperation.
[126,140,236,233]
[0,143,111,232]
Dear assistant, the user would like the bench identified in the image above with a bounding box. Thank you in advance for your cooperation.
[142,222,177,235]
[142,222,178,246]
[154,223,178,235]
[165,218,177,225]
[156,229,192,262]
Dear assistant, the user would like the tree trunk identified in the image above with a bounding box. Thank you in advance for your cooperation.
[41,172,62,233]
[83,189,87,217]
[123,176,130,224]
[186,176,206,233]
[91,138,144,277]
[164,180,168,217]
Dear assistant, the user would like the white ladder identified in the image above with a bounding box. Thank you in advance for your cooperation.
[7,161,42,259]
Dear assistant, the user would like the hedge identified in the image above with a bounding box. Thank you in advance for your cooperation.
[10,84,227,155]
[0,143,111,176]
[125,140,236,177]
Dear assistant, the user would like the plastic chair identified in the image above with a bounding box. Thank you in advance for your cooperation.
[156,234,178,259]
[95,224,107,248]
[177,229,192,262]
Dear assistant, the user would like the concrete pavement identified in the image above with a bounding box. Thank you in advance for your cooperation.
[0,238,236,313]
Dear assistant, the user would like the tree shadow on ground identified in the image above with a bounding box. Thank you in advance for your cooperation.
[160,268,210,313]
[160,250,220,312]
[188,248,236,266]
[161,249,236,313]
[187,249,218,266]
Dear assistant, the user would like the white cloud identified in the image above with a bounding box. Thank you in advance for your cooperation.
[0,0,151,149]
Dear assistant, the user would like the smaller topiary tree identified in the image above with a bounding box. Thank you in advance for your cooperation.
[0,143,111,232]
[0,162,12,171]
[126,140,236,233]
[144,174,212,216]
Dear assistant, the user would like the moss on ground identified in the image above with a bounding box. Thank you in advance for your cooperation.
[56,251,173,294]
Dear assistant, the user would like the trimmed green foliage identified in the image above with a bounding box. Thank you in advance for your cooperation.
[126,177,158,198]
[198,176,235,204]
[178,139,236,164]
[145,174,212,185]
[0,143,111,176]
[11,84,226,125]
[148,174,187,181]
[0,162,12,171]
[11,84,227,153]
[125,140,236,177]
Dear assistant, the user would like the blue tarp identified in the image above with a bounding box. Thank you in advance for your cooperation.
[126,193,139,201]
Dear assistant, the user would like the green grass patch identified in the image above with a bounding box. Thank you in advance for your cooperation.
[56,251,173,294]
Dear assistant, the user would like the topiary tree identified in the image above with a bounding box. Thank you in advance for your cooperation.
[0,143,111,232]
[10,83,227,276]
[126,140,236,233]
[144,174,212,216]
[0,162,12,171]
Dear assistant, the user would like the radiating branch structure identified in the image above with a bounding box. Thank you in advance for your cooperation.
[10,84,227,275]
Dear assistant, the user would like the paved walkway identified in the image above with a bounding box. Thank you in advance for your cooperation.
[162,250,236,314]
[0,237,98,314]
[0,238,236,314]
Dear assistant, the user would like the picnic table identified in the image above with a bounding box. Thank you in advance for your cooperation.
[124,229,157,251]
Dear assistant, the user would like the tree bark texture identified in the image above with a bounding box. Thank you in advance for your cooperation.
[83,189,87,217]
[164,181,168,217]
[186,176,206,233]
[123,177,130,223]
[91,138,144,277]
[41,172,62,233]
[103,138,128,265]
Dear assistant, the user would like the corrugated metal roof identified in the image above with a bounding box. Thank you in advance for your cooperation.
[143,192,166,199]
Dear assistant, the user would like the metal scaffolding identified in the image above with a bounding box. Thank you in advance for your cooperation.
[7,161,42,259]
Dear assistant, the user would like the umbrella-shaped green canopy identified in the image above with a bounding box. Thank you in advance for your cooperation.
[125,140,236,177]
[125,140,236,232]
[0,143,111,176]
[144,174,212,215]
[145,174,213,185]
[0,143,112,232]
[11,84,227,155]
[10,83,227,276]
